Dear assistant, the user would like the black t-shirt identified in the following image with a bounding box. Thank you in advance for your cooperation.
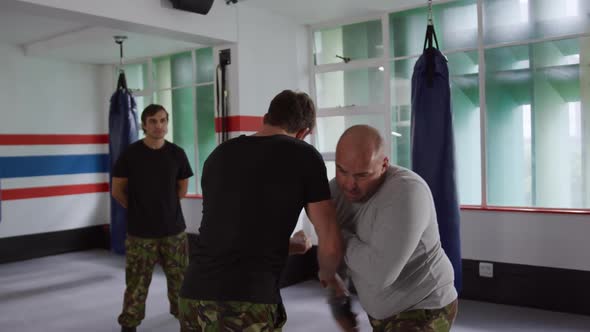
[180,134,331,304]
[113,140,194,238]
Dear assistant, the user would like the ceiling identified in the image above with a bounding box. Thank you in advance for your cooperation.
[0,7,202,64]
[0,8,86,45]
[0,0,427,64]
[27,27,204,65]
[243,0,426,24]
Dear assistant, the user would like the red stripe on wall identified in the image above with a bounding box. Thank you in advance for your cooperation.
[1,183,109,200]
[215,116,263,133]
[0,134,109,145]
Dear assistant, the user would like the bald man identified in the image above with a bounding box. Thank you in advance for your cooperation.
[328,125,458,332]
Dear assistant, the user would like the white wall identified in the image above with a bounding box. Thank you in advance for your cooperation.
[236,5,309,116]
[0,42,110,238]
[461,210,590,271]
[0,44,107,133]
[0,195,109,238]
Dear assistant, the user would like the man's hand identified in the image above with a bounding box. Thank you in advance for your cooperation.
[323,273,358,332]
[331,297,359,332]
[289,230,313,255]
[335,315,359,332]
[319,271,349,298]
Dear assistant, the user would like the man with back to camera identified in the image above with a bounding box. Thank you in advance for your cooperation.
[179,90,347,331]
[112,104,194,332]
[328,125,458,332]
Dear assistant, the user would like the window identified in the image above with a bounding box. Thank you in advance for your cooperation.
[388,0,481,206]
[483,0,590,46]
[390,0,478,58]
[315,67,385,109]
[119,47,216,195]
[314,20,383,65]
[311,0,590,210]
[486,38,588,208]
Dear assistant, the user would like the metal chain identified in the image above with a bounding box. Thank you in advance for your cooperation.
[427,0,434,25]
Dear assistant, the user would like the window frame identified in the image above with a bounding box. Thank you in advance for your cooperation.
[308,0,590,214]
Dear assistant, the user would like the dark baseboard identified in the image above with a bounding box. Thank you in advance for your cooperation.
[461,259,590,316]
[0,225,109,264]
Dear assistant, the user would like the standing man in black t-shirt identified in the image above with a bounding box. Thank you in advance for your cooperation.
[179,90,346,331]
[112,104,194,332]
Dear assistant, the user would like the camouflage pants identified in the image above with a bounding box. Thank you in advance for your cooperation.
[118,232,188,328]
[178,298,287,332]
[369,299,458,332]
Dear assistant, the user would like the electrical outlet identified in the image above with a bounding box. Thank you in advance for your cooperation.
[479,262,494,278]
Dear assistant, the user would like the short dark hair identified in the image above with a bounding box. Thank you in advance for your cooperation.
[264,90,316,133]
[141,104,168,125]
[141,104,168,132]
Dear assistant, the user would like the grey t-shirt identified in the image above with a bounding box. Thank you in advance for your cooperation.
[330,165,457,319]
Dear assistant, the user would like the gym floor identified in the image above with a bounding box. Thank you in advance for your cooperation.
[1,250,589,332]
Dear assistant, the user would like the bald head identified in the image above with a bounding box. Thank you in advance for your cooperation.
[335,125,389,202]
[337,125,385,161]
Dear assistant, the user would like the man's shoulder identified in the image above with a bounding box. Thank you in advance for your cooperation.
[271,135,317,150]
[122,140,144,155]
[284,137,322,158]
[387,166,427,185]
[243,135,320,155]
[379,166,432,199]
[165,140,185,152]
[164,141,192,159]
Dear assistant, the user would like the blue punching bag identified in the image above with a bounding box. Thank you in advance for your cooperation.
[108,71,139,255]
[411,24,462,291]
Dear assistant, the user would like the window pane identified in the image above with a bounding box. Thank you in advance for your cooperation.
[485,45,532,207]
[196,84,216,194]
[487,39,590,208]
[532,38,586,208]
[390,0,478,58]
[316,114,387,153]
[315,67,385,108]
[152,90,174,142]
[196,47,215,83]
[483,0,590,46]
[390,57,415,169]
[118,63,148,91]
[390,113,412,169]
[153,56,172,90]
[171,87,197,194]
[314,20,383,65]
[448,51,481,205]
[391,51,481,205]
[135,96,147,138]
[171,52,193,87]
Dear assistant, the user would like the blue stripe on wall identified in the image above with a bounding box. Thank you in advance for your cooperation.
[0,154,109,178]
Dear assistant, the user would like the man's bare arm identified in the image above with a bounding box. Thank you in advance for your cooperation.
[112,177,128,208]
[306,199,347,296]
[177,178,189,199]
